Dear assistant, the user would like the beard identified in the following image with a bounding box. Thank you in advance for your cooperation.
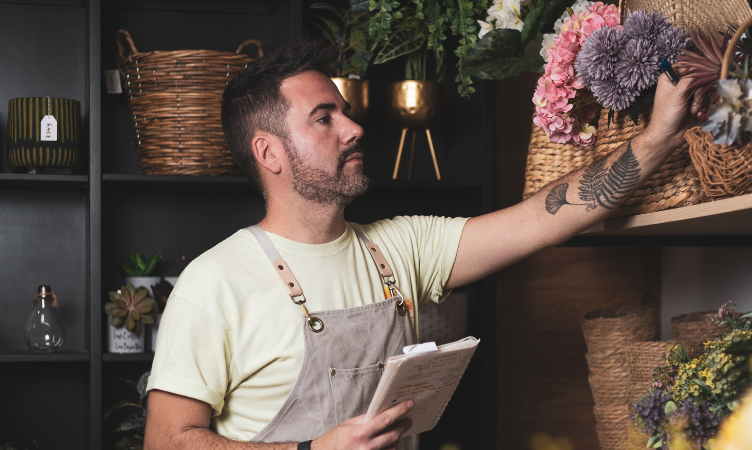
[284,140,369,207]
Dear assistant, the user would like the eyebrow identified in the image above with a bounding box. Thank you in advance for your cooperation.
[308,101,351,117]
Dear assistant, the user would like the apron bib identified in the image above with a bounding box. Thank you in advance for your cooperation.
[247,225,418,449]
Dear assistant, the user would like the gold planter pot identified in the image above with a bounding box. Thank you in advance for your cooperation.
[386,81,442,180]
[330,78,369,123]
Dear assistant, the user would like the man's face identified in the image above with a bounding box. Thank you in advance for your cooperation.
[279,70,368,206]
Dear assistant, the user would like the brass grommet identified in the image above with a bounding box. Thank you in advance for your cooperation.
[396,302,407,316]
[330,368,336,376]
[288,282,294,288]
[308,316,325,333]
[378,362,384,369]
[278,265,284,270]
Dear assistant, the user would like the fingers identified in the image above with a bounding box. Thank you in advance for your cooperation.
[370,419,413,450]
[364,400,414,436]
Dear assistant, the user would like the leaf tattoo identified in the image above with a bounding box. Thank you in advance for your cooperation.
[545,183,571,215]
[544,142,641,215]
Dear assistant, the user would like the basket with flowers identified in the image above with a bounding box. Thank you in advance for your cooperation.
[632,302,752,449]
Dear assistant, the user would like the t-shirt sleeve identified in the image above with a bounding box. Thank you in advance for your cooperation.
[389,215,469,308]
[146,296,231,416]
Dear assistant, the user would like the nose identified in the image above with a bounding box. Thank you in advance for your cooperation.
[341,115,364,145]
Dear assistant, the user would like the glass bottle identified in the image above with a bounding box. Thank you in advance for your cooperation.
[24,285,66,352]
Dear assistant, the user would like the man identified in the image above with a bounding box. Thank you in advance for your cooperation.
[144,39,702,449]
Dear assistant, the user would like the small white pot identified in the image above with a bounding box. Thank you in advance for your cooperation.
[164,276,179,287]
[124,276,161,299]
[107,324,145,353]
[150,313,162,352]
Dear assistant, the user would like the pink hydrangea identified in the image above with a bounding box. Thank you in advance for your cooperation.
[533,1,621,147]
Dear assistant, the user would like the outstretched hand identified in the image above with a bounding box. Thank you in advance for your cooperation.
[642,71,706,151]
[312,400,414,450]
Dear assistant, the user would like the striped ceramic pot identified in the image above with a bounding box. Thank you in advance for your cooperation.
[6,97,81,173]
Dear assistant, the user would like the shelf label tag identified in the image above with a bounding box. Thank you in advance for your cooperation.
[41,115,57,141]
[105,69,123,94]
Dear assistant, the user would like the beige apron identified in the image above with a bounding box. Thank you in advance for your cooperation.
[247,225,418,449]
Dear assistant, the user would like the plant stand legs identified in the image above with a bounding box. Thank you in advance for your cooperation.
[392,128,442,180]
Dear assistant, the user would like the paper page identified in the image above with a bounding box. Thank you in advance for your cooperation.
[364,337,479,436]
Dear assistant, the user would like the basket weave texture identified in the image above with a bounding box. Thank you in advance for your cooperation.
[626,341,705,404]
[671,311,727,342]
[522,121,596,200]
[594,108,708,218]
[685,128,752,199]
[582,306,659,450]
[117,29,263,175]
[617,0,752,36]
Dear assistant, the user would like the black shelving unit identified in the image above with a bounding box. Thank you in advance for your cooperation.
[0,0,497,448]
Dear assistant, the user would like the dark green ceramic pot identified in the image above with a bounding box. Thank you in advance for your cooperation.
[6,97,81,173]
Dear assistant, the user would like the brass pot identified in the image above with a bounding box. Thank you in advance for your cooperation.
[386,81,442,130]
[330,78,369,123]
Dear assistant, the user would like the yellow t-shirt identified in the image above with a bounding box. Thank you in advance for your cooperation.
[146,216,468,440]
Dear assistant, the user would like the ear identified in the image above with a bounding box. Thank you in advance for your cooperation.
[251,133,283,175]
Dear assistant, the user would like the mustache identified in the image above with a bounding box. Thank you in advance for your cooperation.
[337,144,365,167]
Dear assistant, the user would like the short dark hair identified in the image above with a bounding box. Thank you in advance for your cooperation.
[221,38,337,193]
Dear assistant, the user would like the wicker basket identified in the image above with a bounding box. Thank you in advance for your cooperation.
[116,29,263,175]
[671,311,727,342]
[684,16,752,200]
[522,120,597,200]
[617,0,752,36]
[626,341,705,403]
[581,307,659,356]
[594,108,708,218]
[594,404,630,450]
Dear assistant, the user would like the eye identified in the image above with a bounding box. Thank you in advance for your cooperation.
[316,115,331,124]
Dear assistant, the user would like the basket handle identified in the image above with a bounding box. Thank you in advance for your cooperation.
[618,0,627,24]
[236,39,264,58]
[115,29,139,69]
[721,17,752,80]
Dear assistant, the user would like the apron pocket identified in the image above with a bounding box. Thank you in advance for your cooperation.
[328,362,384,425]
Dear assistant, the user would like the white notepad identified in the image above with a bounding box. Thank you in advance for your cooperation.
[364,336,480,437]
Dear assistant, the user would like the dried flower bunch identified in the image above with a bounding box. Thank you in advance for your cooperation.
[532,1,620,146]
[575,10,690,110]
[632,302,752,449]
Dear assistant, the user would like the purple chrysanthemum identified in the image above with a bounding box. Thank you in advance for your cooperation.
[591,77,639,110]
[576,26,628,89]
[623,9,671,41]
[656,26,692,65]
[616,38,661,91]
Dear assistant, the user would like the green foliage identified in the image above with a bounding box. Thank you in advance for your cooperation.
[310,0,374,77]
[116,251,164,277]
[0,444,28,450]
[463,0,575,83]
[104,371,151,450]
[369,0,489,95]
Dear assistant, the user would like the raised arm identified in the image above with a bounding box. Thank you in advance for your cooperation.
[446,73,701,290]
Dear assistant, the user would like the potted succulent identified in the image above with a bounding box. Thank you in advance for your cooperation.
[104,283,155,353]
[116,251,164,299]
[310,0,374,122]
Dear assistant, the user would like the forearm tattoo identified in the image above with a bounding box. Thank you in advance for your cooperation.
[544,142,641,215]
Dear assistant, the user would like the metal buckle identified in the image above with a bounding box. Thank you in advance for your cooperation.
[290,294,306,306]
[307,316,325,333]
[386,279,407,316]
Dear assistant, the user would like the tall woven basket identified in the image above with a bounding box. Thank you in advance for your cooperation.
[523,120,596,200]
[685,16,752,200]
[581,306,659,450]
[595,0,752,217]
[671,311,727,342]
[116,30,263,175]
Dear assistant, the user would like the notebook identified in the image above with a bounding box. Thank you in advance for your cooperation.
[364,336,480,437]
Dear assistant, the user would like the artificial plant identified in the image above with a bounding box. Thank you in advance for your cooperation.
[368,0,490,96]
[310,0,374,77]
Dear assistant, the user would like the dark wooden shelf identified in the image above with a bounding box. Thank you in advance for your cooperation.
[0,349,89,362]
[0,173,89,190]
[102,351,154,362]
[565,194,752,246]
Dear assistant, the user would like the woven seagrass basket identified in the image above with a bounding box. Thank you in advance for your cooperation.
[116,29,263,175]
[671,311,727,342]
[617,0,752,36]
[685,16,752,200]
[626,340,705,403]
[594,404,630,450]
[523,119,596,200]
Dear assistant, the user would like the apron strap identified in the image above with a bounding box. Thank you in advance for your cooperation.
[248,225,304,298]
[352,227,394,279]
